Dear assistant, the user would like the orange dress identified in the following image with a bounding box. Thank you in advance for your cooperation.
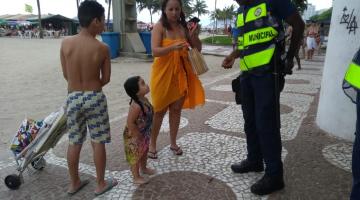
[150,38,205,112]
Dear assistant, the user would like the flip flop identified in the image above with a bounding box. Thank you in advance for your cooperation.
[94,178,118,196]
[133,178,150,185]
[170,146,183,155]
[147,151,158,159]
[67,179,90,196]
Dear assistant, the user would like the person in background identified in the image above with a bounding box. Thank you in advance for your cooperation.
[231,25,240,50]
[306,22,318,60]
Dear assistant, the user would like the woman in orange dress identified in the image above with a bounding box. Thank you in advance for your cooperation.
[148,0,205,158]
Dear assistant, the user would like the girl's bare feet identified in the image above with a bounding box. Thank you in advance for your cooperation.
[141,167,156,175]
[133,176,149,185]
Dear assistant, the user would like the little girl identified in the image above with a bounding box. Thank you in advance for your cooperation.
[123,76,156,184]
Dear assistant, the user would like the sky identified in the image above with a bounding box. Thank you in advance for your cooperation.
[0,0,333,25]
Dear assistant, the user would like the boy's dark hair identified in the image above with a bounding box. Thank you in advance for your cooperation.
[124,76,146,115]
[78,0,105,28]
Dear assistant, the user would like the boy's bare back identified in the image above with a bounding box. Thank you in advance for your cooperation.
[60,34,111,91]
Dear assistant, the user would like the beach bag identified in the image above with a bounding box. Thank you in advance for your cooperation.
[10,119,43,154]
[188,48,209,75]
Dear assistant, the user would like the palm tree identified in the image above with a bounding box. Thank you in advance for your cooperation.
[193,0,208,18]
[105,0,112,31]
[181,0,194,19]
[210,9,221,33]
[36,0,43,39]
[136,0,160,24]
[220,5,237,28]
[227,4,237,24]
[218,9,227,29]
[76,0,80,10]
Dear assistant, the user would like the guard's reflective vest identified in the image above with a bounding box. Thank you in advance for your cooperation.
[236,1,281,71]
[344,49,360,90]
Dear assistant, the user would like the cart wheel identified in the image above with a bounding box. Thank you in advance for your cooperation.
[4,174,21,190]
[31,157,46,170]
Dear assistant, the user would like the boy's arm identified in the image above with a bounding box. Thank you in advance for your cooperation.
[60,43,67,81]
[101,45,111,86]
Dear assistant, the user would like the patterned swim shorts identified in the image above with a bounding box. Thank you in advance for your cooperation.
[66,91,111,145]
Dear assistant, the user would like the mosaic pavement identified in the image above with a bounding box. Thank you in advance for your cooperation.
[0,57,354,199]
[204,93,313,141]
[322,143,353,173]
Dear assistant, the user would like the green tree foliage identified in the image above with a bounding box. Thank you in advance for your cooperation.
[181,0,194,19]
[25,4,33,14]
[136,0,161,24]
[310,7,332,22]
[193,0,208,18]
[224,5,236,26]
[210,5,237,30]
[210,9,221,31]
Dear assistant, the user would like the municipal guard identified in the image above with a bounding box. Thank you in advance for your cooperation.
[343,48,360,200]
[222,0,304,195]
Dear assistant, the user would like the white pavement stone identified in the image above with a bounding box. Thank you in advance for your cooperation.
[202,45,233,57]
[210,73,322,95]
[322,143,352,173]
[205,93,313,141]
[2,132,287,200]
[283,73,322,94]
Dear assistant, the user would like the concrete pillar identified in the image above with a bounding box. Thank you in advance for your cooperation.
[112,0,146,54]
[316,0,360,141]
[112,0,124,49]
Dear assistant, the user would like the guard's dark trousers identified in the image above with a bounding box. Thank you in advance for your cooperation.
[240,71,283,176]
[351,93,360,200]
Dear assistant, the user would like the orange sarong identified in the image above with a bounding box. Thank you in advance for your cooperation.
[150,38,205,112]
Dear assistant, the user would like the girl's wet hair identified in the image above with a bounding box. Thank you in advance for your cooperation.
[124,76,146,115]
[160,0,187,31]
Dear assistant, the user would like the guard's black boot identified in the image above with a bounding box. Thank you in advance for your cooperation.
[231,159,264,173]
[250,174,285,195]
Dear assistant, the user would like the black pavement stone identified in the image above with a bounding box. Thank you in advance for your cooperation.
[0,163,95,200]
[132,171,236,200]
[269,93,352,200]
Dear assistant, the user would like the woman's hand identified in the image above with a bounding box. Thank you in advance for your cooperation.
[189,23,200,38]
[171,41,189,51]
[187,24,202,51]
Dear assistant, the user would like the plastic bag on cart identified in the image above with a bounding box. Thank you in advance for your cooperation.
[10,107,67,155]
[10,119,43,154]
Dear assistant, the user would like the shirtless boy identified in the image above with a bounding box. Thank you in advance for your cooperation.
[60,0,117,196]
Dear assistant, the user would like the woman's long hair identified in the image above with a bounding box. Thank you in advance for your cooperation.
[124,76,146,116]
[160,0,187,31]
